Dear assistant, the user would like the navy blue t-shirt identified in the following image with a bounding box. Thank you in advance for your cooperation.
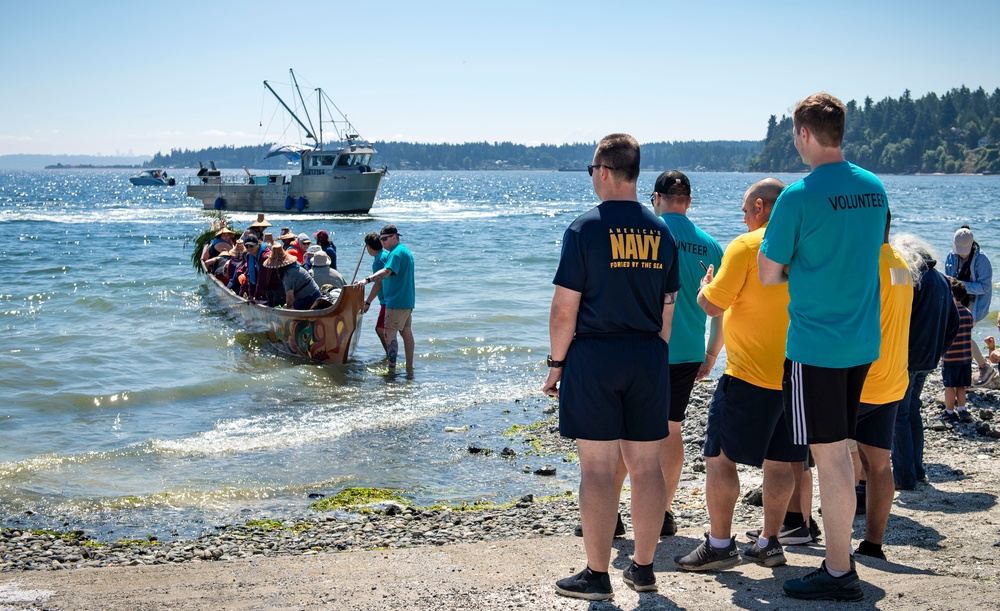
[553,200,680,335]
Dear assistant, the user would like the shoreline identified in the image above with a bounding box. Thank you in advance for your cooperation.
[3,374,1000,609]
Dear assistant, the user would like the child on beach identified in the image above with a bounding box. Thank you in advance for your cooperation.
[941,277,974,423]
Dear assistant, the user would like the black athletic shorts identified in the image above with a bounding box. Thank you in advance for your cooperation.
[669,362,701,422]
[941,363,971,388]
[703,375,807,467]
[853,401,899,450]
[782,359,871,445]
[559,335,670,442]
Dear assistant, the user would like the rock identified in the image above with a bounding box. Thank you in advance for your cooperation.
[444,426,468,433]
[742,487,764,507]
[500,447,516,459]
[533,465,557,476]
[467,444,490,455]
[980,409,994,421]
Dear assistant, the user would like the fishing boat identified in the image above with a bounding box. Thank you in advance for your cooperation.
[202,262,364,365]
[187,69,386,214]
[130,169,175,186]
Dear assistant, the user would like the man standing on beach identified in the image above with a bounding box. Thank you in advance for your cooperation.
[758,92,887,602]
[851,212,912,563]
[674,178,805,572]
[651,170,724,536]
[357,225,415,373]
[543,134,679,600]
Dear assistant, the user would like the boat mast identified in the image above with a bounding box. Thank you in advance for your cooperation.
[290,70,319,150]
[263,79,316,146]
[317,88,323,147]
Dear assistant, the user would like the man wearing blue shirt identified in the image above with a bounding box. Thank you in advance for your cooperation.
[759,92,887,602]
[358,225,415,373]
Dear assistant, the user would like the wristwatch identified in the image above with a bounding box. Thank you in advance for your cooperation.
[546,354,565,368]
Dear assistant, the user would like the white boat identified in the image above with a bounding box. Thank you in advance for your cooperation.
[130,169,175,186]
[187,69,386,214]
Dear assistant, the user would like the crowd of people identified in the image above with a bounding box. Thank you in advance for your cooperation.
[544,93,996,603]
[200,215,418,372]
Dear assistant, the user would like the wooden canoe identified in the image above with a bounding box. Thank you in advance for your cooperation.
[202,265,364,365]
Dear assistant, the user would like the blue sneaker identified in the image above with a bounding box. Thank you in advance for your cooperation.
[555,568,613,601]
[783,561,863,601]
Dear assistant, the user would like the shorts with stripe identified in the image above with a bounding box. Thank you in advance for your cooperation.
[781,359,871,445]
[703,375,807,467]
[669,362,701,422]
[559,334,670,442]
[852,401,899,450]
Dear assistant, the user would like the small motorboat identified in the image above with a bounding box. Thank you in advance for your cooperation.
[130,169,176,186]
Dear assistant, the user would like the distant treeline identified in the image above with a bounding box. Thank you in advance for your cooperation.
[146,140,764,172]
[750,86,1000,174]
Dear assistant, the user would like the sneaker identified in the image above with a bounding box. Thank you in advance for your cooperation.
[958,410,973,423]
[855,540,887,561]
[674,533,742,571]
[974,363,996,387]
[855,484,867,516]
[573,512,626,538]
[660,510,677,537]
[622,561,657,592]
[554,568,613,601]
[744,535,786,567]
[744,523,814,546]
[939,411,960,424]
[783,561,863,601]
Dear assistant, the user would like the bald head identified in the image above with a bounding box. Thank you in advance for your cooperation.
[742,178,785,231]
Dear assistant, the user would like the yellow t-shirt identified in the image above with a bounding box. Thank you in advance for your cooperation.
[701,225,790,390]
[860,244,913,404]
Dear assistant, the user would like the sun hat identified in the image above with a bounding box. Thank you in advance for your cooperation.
[264,243,297,268]
[312,252,331,267]
[263,232,274,244]
[278,230,297,242]
[953,228,974,257]
[215,226,236,237]
[306,244,322,255]
[249,214,271,229]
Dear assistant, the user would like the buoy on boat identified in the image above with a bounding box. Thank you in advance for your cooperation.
[296,196,308,211]
[213,197,225,210]
[284,196,294,210]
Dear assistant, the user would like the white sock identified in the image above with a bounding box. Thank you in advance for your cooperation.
[709,535,731,549]
[758,535,769,548]
[957,405,968,412]
[945,409,956,415]
[826,564,850,578]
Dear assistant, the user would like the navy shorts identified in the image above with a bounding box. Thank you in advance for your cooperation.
[782,359,870,445]
[704,375,807,467]
[559,335,670,442]
[853,401,899,450]
[669,362,701,422]
[941,363,972,388]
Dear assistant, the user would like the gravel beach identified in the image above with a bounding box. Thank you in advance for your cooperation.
[2,373,1000,609]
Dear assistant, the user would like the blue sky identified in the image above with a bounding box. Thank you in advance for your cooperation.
[3,0,998,156]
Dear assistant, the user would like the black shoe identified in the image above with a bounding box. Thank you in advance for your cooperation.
[674,533,742,571]
[744,523,815,546]
[940,411,960,424]
[622,561,657,592]
[783,561,864,601]
[808,517,822,542]
[958,410,973,423]
[855,540,887,561]
[744,535,787,567]
[573,512,626,538]
[660,510,677,537]
[855,484,867,516]
[555,568,613,601]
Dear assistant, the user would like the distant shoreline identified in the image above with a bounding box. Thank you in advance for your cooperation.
[44,163,144,169]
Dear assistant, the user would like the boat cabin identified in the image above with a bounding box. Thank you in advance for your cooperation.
[303,144,376,174]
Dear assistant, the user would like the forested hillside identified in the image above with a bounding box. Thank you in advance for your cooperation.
[749,86,1000,174]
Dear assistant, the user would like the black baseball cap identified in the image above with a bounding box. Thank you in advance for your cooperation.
[653,170,691,196]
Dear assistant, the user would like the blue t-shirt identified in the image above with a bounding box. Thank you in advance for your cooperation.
[760,161,886,368]
[660,213,723,363]
[553,200,680,335]
[372,250,388,302]
[383,243,415,309]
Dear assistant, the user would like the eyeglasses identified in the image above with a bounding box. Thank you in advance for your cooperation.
[587,164,616,176]
[379,235,393,242]
[649,193,656,205]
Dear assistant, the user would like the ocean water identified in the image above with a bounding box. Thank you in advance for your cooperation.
[1,168,997,541]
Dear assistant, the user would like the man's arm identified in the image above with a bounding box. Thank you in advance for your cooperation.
[696,263,726,317]
[659,291,677,344]
[757,251,789,286]
[698,314,724,380]
[963,254,993,296]
[542,286,581,398]
[354,266,392,289]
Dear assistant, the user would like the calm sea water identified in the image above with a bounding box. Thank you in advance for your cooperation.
[1,169,997,540]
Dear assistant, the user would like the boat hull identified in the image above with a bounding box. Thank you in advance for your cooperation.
[188,170,384,213]
[130,177,171,186]
[202,268,364,365]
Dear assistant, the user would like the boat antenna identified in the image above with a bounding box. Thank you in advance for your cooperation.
[289,69,319,149]
[263,80,316,145]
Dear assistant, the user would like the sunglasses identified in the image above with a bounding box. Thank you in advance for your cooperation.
[587,164,616,176]
[379,235,394,242]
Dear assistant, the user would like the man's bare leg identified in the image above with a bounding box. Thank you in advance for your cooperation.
[576,439,627,572]
[761,460,796,539]
[857,443,893,545]
[621,439,665,565]
[704,453,739,539]
[659,420,683,514]
[810,440,856,573]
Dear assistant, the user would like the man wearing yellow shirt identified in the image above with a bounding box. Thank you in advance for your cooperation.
[851,213,913,562]
[674,178,807,572]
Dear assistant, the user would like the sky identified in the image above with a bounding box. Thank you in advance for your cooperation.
[2,0,999,157]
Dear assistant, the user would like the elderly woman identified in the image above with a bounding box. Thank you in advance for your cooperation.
[313,229,338,270]
[945,226,994,385]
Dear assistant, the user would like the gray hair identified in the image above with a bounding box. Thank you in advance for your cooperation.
[890,232,938,288]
